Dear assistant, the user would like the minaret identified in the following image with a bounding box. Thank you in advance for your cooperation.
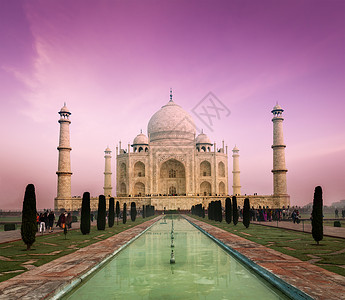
[271,104,287,195]
[232,146,241,196]
[104,147,112,197]
[56,103,72,207]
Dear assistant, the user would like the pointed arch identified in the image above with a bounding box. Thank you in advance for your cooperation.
[200,160,211,176]
[134,182,145,196]
[219,181,225,195]
[134,161,145,177]
[218,161,225,177]
[200,181,212,196]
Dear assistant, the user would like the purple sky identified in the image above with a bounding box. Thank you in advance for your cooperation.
[1,0,344,210]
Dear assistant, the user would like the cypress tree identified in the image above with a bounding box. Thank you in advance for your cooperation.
[207,203,211,220]
[225,197,232,224]
[108,197,115,228]
[211,201,216,221]
[97,195,106,230]
[312,186,323,245]
[123,203,127,224]
[131,202,137,221]
[232,196,239,225]
[243,198,250,228]
[142,205,146,218]
[80,192,91,234]
[115,201,120,225]
[209,201,213,220]
[215,200,221,222]
[21,184,37,250]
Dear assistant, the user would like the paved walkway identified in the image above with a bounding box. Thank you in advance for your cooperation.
[0,217,160,300]
[186,216,345,300]
[251,220,345,239]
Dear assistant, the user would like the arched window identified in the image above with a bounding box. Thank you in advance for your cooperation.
[134,161,145,177]
[120,163,126,178]
[218,161,225,177]
[120,182,126,195]
[134,182,145,196]
[200,161,211,176]
[200,181,211,196]
[219,182,225,195]
[169,169,176,178]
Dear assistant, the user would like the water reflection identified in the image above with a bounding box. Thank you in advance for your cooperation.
[63,217,289,299]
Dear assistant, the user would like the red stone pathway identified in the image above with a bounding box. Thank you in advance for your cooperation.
[0,217,159,300]
[186,216,345,300]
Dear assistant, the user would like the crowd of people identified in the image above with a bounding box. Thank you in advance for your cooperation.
[36,211,73,233]
[236,206,300,223]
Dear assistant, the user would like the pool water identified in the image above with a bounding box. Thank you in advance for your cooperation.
[62,216,290,299]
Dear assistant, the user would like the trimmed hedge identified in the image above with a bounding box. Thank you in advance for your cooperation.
[243,198,250,228]
[312,186,323,245]
[21,184,37,250]
[108,197,115,228]
[80,192,91,235]
[4,223,16,231]
[334,221,341,227]
[97,195,106,230]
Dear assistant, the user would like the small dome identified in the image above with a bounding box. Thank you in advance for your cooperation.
[133,133,149,145]
[60,103,70,113]
[196,132,212,144]
[272,103,283,112]
[105,146,111,152]
[233,145,239,151]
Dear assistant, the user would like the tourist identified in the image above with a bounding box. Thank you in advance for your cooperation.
[48,211,55,232]
[57,212,65,229]
[335,208,339,218]
[44,211,49,230]
[61,212,66,229]
[39,213,46,233]
[66,212,72,229]
[36,212,40,232]
[291,210,296,223]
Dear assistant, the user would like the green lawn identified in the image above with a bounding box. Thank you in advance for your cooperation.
[189,215,345,277]
[0,216,154,282]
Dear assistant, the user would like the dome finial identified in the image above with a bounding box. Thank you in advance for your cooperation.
[170,88,173,102]
[140,129,142,134]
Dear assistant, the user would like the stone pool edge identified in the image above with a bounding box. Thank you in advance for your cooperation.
[0,217,161,300]
[184,216,312,300]
[51,217,161,299]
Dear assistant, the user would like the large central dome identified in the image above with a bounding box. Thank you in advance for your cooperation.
[148,99,196,143]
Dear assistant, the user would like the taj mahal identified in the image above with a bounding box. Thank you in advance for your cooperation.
[55,91,290,211]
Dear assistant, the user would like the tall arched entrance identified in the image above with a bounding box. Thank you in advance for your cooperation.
[200,181,211,196]
[159,159,186,195]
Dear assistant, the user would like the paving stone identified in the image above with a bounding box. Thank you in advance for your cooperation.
[0,256,13,261]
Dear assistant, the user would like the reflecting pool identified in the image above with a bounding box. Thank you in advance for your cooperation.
[62,216,289,299]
